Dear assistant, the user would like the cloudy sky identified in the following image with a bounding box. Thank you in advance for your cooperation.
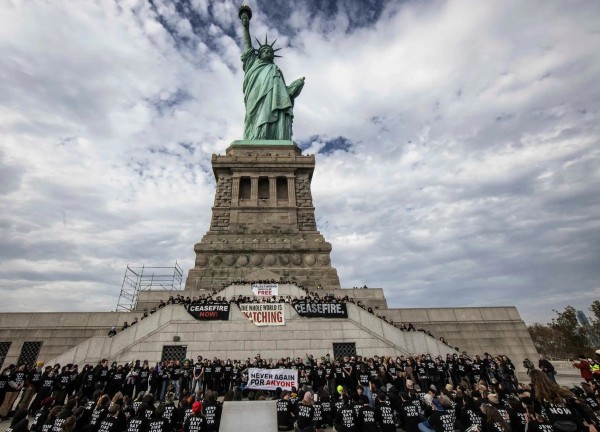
[1,0,599,324]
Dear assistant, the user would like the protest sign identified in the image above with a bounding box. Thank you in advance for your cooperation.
[247,368,298,391]
[251,283,278,296]
[186,303,230,320]
[293,301,348,318]
[239,303,284,326]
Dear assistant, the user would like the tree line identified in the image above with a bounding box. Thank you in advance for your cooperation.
[528,300,600,359]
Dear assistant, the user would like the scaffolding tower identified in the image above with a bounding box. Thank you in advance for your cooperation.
[116,262,183,312]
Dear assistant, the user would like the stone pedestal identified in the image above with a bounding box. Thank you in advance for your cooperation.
[185,141,341,291]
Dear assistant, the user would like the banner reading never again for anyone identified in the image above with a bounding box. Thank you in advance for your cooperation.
[247,368,298,391]
[239,303,284,326]
[293,301,348,318]
[186,303,230,320]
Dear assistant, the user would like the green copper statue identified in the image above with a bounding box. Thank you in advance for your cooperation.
[239,5,305,141]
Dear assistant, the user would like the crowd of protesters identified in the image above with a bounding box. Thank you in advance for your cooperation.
[108,282,453,350]
[167,292,442,346]
[2,350,600,431]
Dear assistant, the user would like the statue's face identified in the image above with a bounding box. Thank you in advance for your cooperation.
[259,46,274,62]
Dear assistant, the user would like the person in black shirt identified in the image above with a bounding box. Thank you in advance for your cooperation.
[358,396,378,432]
[203,390,222,432]
[96,404,122,432]
[87,394,110,432]
[397,392,420,432]
[277,390,296,431]
[127,402,150,432]
[334,395,358,432]
[148,404,170,432]
[0,364,25,419]
[6,408,29,432]
[203,361,213,393]
[183,401,206,432]
[480,403,511,432]
[538,355,557,383]
[296,391,315,432]
[212,360,224,395]
[30,397,54,432]
[40,406,61,432]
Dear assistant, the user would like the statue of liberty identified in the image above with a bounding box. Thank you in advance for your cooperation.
[239,5,305,141]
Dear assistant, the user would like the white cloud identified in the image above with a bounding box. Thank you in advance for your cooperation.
[0,0,599,325]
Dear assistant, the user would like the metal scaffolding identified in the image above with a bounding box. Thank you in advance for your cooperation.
[116,262,183,312]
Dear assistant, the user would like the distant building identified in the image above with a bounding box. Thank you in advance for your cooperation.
[577,310,590,326]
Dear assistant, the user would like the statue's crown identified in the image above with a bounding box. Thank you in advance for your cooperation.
[256,34,282,58]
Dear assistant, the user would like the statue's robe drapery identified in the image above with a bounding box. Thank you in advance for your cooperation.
[242,48,294,140]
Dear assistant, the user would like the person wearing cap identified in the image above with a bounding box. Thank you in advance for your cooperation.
[573,355,594,382]
[183,400,206,432]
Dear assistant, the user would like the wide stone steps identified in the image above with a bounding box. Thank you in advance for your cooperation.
[48,284,455,366]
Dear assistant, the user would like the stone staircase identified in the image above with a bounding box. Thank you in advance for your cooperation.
[48,284,454,366]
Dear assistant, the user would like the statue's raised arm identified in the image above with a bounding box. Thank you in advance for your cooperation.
[238,4,305,141]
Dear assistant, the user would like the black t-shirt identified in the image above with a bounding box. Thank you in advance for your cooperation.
[127,417,149,432]
[98,366,109,382]
[296,403,314,429]
[147,417,170,432]
[97,416,120,432]
[460,406,483,429]
[193,362,203,377]
[90,407,108,429]
[183,415,206,432]
[335,405,358,432]
[204,401,222,431]
[398,401,420,432]
[0,374,9,392]
[162,404,177,427]
[358,406,378,432]
[538,399,583,430]
[429,409,456,432]
[31,407,49,431]
[358,372,370,386]
[277,399,294,429]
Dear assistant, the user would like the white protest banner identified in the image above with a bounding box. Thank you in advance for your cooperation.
[251,283,278,296]
[239,303,285,326]
[247,368,298,391]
